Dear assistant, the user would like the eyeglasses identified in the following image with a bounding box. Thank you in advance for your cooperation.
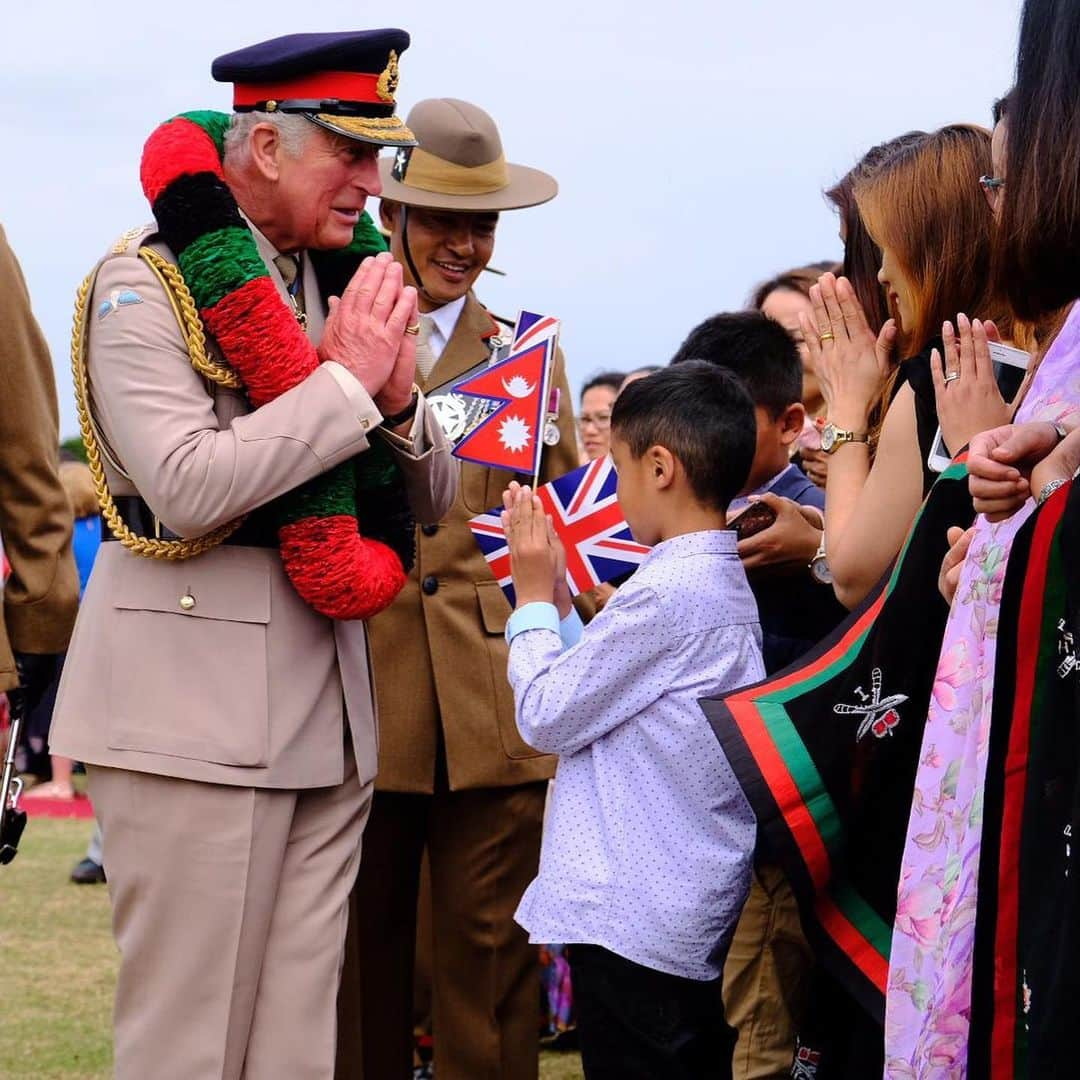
[577,412,612,430]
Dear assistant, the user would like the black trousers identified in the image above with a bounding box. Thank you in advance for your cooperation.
[572,944,736,1080]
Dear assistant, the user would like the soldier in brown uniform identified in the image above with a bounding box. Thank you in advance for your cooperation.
[336,99,579,1079]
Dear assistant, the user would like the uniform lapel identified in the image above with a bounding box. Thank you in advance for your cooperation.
[422,292,500,392]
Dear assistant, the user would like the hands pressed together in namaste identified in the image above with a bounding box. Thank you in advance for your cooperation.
[501,481,573,619]
[318,250,421,420]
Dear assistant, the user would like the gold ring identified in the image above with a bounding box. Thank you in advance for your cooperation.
[819,331,835,343]
[404,322,422,336]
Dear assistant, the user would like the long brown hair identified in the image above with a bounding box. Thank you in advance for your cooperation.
[826,132,926,334]
[854,124,1010,357]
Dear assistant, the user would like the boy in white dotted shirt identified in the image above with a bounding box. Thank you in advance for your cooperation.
[502,362,765,1079]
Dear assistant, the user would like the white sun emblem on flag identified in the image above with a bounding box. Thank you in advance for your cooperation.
[498,414,532,453]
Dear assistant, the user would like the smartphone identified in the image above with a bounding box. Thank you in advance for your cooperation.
[927,341,1031,473]
[730,501,778,541]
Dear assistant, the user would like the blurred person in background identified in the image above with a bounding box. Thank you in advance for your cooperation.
[23,458,101,801]
[578,371,624,463]
[805,124,1013,611]
[0,223,79,784]
[751,262,838,488]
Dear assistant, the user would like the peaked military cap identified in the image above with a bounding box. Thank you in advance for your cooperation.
[212,29,416,146]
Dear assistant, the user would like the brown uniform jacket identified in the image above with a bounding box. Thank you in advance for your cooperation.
[0,224,79,691]
[368,293,582,793]
[49,225,456,789]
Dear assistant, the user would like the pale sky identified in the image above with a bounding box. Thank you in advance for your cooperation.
[2,0,1022,438]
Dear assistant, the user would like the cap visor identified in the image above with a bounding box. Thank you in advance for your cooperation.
[310,113,416,147]
[376,159,557,211]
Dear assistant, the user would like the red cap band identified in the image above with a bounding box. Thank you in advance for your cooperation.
[233,70,383,107]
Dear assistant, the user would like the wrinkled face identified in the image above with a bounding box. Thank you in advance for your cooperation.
[579,385,618,460]
[760,287,820,408]
[611,434,660,546]
[877,246,917,336]
[385,205,498,309]
[272,127,383,251]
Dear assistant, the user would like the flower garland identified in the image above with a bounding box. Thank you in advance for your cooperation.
[140,110,415,621]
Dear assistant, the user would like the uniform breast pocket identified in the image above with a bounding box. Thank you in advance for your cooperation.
[106,556,271,767]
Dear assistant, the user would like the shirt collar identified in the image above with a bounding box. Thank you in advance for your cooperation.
[425,294,467,346]
[647,529,739,562]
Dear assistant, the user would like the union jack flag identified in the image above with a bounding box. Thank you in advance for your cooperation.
[468,455,652,606]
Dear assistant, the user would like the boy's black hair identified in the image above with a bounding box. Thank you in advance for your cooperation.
[580,370,625,399]
[611,361,756,512]
[670,310,802,418]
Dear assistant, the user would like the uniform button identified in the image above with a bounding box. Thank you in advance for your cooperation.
[421,524,439,537]
[179,594,196,611]
[421,575,439,596]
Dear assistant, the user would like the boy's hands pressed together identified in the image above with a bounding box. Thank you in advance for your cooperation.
[502,483,560,609]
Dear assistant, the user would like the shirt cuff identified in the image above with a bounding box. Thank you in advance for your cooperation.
[559,608,584,649]
[321,361,384,432]
[505,602,561,645]
[378,393,427,455]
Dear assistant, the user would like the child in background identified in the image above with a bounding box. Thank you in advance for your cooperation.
[673,311,846,675]
[503,362,763,1079]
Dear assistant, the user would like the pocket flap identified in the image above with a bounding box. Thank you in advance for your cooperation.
[475,579,511,635]
[112,550,271,624]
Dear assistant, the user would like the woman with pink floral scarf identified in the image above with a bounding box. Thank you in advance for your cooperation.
[885,1,1080,1072]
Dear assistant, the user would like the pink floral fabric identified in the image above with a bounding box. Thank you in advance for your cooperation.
[885,304,1080,1078]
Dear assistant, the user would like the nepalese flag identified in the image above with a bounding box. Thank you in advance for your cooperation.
[451,312,559,475]
[468,455,652,606]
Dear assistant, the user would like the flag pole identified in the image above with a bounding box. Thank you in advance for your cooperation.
[531,327,558,492]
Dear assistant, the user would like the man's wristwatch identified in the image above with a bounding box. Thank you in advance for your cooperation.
[381,385,421,428]
[809,535,833,586]
[820,422,870,455]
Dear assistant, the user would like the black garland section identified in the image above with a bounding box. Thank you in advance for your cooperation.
[153,172,247,255]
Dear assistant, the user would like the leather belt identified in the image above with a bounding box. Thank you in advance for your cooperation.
[103,496,278,548]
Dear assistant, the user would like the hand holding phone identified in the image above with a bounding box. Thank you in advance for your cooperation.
[927,320,1030,473]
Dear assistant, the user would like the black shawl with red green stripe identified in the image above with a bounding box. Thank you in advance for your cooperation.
[702,460,975,1030]
[968,479,1080,1079]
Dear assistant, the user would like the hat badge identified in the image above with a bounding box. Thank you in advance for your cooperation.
[376,50,400,103]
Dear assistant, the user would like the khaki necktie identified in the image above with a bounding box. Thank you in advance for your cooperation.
[273,254,307,329]
[414,314,437,380]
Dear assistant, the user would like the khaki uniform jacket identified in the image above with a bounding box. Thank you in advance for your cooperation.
[368,293,581,793]
[0,225,79,690]
[49,225,457,790]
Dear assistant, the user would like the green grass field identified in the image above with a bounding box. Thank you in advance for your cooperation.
[0,816,583,1079]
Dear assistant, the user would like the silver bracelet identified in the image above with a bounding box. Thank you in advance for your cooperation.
[1037,477,1070,506]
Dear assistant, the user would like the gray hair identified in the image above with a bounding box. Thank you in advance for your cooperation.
[223,112,315,167]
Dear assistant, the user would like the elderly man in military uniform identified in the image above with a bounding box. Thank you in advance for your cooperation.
[335,98,579,1080]
[48,31,456,1080]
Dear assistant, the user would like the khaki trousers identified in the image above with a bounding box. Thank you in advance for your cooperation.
[336,778,547,1080]
[89,753,371,1080]
[722,861,814,1080]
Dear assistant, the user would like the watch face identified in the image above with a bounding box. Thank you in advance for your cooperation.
[810,556,834,586]
[820,424,837,453]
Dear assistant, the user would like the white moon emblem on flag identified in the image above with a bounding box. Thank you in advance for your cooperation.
[498,415,532,453]
[502,375,535,398]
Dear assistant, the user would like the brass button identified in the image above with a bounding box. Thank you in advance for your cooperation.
[265,100,278,112]
[179,594,196,611]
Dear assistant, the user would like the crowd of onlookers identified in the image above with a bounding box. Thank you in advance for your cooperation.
[518,1,1080,1074]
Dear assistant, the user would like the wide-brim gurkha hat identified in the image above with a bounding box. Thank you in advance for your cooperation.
[378,98,558,212]
[211,29,416,146]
